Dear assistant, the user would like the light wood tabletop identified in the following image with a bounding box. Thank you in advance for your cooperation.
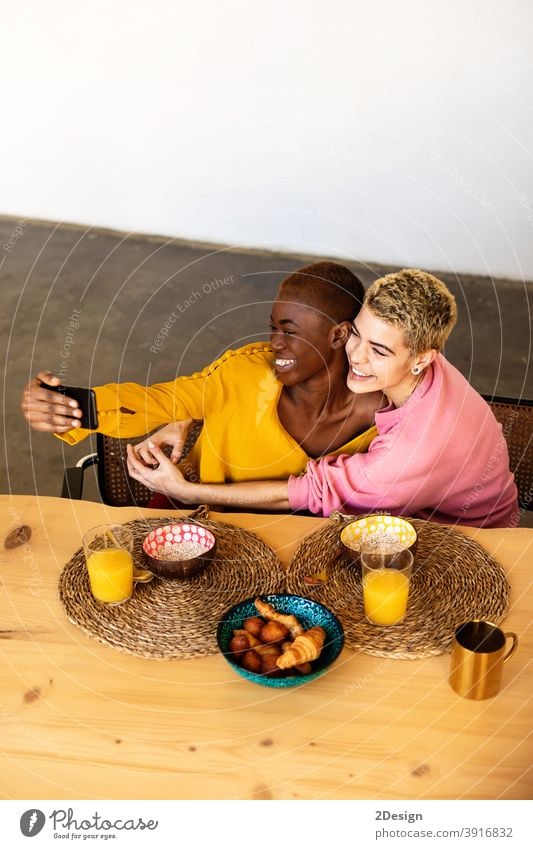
[1,495,531,801]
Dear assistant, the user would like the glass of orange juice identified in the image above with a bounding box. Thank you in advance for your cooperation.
[83,524,134,604]
[361,548,413,626]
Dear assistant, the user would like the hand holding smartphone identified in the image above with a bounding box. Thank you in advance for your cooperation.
[39,382,99,429]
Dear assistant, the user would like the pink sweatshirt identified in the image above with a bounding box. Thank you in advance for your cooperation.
[288,355,519,527]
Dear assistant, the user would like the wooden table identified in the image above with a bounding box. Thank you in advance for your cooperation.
[0,495,531,800]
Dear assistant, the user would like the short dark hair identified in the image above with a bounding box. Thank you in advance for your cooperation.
[278,261,364,325]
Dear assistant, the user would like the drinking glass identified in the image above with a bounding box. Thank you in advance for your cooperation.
[360,548,413,625]
[83,524,134,604]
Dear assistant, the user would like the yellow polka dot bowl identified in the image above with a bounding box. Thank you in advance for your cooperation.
[340,515,417,565]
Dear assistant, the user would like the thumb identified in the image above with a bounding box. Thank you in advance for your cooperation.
[37,370,61,387]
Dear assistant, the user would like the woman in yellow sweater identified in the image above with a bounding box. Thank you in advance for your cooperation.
[21,262,384,484]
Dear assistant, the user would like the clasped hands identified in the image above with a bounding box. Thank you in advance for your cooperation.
[126,420,198,502]
[126,441,197,502]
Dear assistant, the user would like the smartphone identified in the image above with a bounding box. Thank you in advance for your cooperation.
[40,382,99,429]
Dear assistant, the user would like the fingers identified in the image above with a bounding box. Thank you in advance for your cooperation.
[134,441,159,467]
[26,416,82,434]
[21,372,83,432]
[126,444,161,491]
[127,443,162,472]
[33,372,80,409]
[145,441,170,465]
[148,441,186,483]
[134,421,192,465]
[127,443,188,500]
[133,427,174,466]
[126,443,141,474]
[170,419,192,462]
[170,441,185,464]
[126,444,151,485]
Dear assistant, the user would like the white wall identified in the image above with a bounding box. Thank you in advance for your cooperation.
[1,0,532,279]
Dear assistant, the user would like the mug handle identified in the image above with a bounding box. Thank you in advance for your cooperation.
[503,632,518,662]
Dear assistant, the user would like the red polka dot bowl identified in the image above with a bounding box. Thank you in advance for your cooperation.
[142,523,216,579]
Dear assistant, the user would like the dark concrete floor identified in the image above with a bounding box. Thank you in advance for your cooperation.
[1,216,532,518]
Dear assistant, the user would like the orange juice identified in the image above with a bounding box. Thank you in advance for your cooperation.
[87,549,133,603]
[363,568,410,625]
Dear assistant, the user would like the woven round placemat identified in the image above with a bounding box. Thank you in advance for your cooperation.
[58,506,285,659]
[285,513,510,659]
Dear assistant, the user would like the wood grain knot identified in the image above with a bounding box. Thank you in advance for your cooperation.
[4,525,32,549]
[23,687,41,703]
[251,783,272,800]
[259,738,273,747]
[0,630,16,640]
[411,763,430,777]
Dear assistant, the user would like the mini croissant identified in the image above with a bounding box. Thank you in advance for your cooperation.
[276,626,326,669]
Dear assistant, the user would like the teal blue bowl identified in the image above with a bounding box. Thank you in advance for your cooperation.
[217,594,345,688]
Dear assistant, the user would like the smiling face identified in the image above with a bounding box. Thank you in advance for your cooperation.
[269,299,341,387]
[345,306,436,407]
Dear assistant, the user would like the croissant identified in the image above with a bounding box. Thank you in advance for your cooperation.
[276,626,326,669]
[254,598,304,637]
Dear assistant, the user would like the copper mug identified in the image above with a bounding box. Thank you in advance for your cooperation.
[449,620,518,700]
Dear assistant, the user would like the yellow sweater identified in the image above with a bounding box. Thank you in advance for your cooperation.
[58,343,377,483]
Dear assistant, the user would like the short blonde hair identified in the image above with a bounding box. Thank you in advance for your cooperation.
[364,268,458,353]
